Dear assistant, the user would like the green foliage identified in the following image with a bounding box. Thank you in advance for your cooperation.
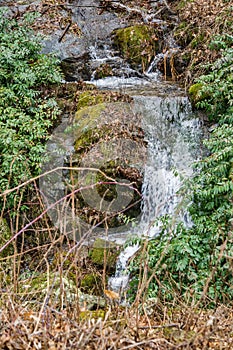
[0,9,63,209]
[129,35,233,305]
[196,34,233,119]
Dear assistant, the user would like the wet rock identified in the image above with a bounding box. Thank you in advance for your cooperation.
[113,24,160,72]
[93,63,114,79]
[157,50,190,79]
[61,52,92,81]
[89,238,121,271]
[41,0,125,60]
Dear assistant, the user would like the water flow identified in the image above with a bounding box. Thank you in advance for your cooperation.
[84,30,201,293]
[109,93,201,292]
[137,95,200,234]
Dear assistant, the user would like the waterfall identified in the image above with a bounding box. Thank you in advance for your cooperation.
[108,93,201,292]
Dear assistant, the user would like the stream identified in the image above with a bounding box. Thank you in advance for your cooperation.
[106,86,201,291]
[85,48,202,292]
[39,1,203,293]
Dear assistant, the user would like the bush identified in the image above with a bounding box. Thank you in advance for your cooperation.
[0,9,63,210]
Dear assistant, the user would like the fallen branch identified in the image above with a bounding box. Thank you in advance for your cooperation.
[100,0,174,24]
[137,323,180,329]
[58,20,71,42]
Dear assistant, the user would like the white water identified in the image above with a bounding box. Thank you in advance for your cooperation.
[86,41,202,293]
[108,93,201,292]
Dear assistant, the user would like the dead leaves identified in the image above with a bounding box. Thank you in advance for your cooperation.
[104,289,120,300]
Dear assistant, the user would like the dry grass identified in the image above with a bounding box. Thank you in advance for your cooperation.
[1,180,233,349]
[1,287,233,349]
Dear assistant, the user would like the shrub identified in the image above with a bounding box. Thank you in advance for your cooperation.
[0,9,63,210]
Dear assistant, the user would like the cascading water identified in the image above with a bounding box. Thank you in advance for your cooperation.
[81,32,202,294]
[108,92,202,292]
[137,95,200,233]
[48,1,203,293]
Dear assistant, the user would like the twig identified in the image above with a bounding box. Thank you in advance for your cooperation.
[0,176,141,254]
[58,21,71,42]
[120,338,175,349]
[137,323,180,329]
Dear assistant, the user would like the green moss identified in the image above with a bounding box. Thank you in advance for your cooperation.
[77,91,106,110]
[73,101,133,153]
[113,24,159,72]
[79,309,105,320]
[89,238,121,271]
[74,102,107,152]
[189,82,208,106]
[81,273,102,294]
[76,90,130,111]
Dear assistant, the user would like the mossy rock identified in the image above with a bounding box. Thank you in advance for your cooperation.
[73,102,109,153]
[18,271,106,309]
[80,273,102,294]
[73,101,144,155]
[113,24,159,72]
[77,92,107,111]
[79,309,105,320]
[189,83,208,106]
[19,272,78,303]
[66,101,145,230]
[89,238,121,271]
[74,93,134,153]
[76,90,132,111]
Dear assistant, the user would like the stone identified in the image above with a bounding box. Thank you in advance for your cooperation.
[113,24,159,72]
[188,83,207,106]
[89,238,121,271]
[61,53,92,81]
[81,273,102,294]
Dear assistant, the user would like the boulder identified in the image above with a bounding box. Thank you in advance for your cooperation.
[70,99,146,229]
[113,24,160,72]
[89,238,121,271]
[61,53,92,81]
